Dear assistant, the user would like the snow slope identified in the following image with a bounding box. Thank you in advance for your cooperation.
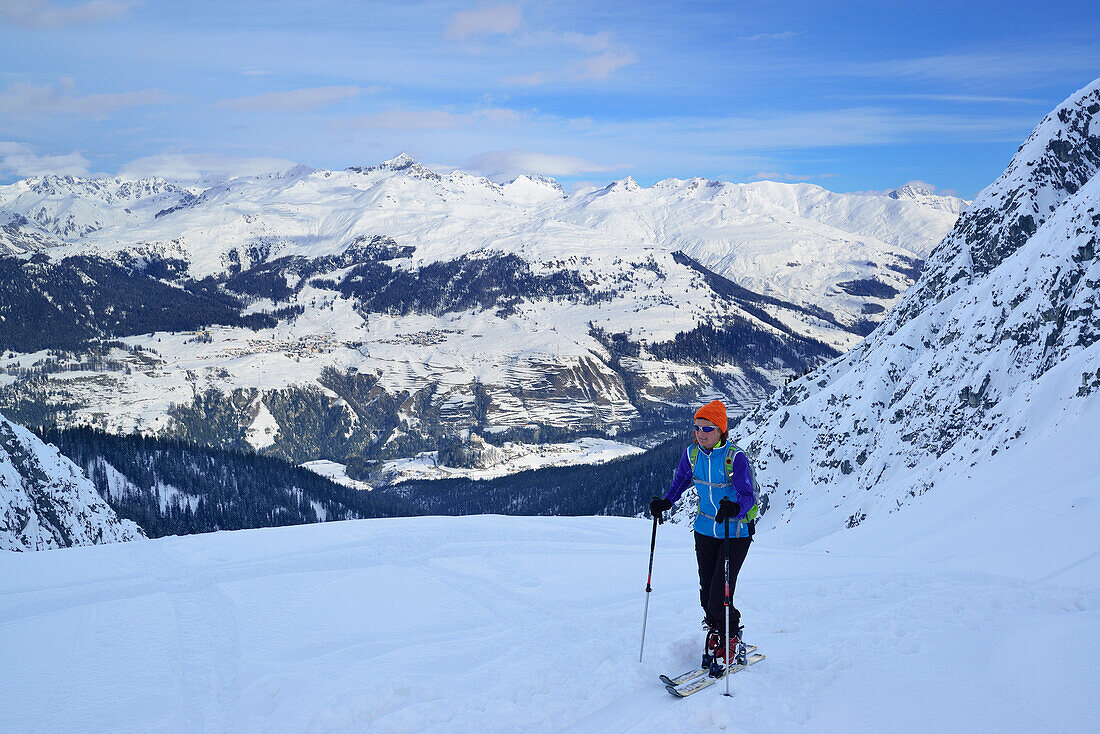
[0,411,143,551]
[0,514,1094,733]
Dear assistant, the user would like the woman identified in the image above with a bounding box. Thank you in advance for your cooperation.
[649,399,757,675]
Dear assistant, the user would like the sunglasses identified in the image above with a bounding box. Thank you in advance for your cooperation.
[692,425,718,433]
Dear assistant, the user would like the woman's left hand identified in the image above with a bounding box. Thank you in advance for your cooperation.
[715,499,741,523]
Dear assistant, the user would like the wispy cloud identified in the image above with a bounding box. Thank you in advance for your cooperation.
[444,3,522,40]
[0,79,165,120]
[504,47,638,85]
[117,153,301,182]
[447,10,637,86]
[214,86,373,113]
[608,107,1032,150]
[516,30,616,54]
[345,107,524,131]
[576,50,638,82]
[0,141,90,177]
[752,171,837,182]
[0,0,129,28]
[850,47,1100,83]
[742,31,801,41]
[466,149,619,179]
[871,93,1046,104]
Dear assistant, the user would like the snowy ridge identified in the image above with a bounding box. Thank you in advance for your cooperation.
[0,175,190,239]
[703,79,1100,564]
[0,412,143,551]
[0,154,964,326]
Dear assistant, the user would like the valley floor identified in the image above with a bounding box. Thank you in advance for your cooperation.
[1,515,1096,733]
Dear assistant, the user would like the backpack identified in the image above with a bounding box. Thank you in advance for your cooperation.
[688,443,760,533]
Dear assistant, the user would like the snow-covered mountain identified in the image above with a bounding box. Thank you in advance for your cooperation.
[886,181,969,217]
[0,412,143,551]
[0,160,964,334]
[703,79,1100,556]
[0,155,964,477]
[0,175,191,240]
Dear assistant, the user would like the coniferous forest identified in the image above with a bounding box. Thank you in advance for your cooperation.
[41,427,697,537]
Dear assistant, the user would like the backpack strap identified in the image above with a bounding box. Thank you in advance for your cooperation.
[725,444,761,535]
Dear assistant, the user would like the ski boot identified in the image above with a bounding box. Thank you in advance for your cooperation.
[708,624,747,677]
[706,625,725,677]
[700,620,721,669]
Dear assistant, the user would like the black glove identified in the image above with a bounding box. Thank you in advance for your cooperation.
[715,499,741,524]
[650,496,672,522]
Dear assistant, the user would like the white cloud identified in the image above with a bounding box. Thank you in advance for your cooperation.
[347,107,524,131]
[504,47,638,85]
[751,171,837,182]
[445,3,521,40]
[214,86,371,113]
[601,107,1030,150]
[575,50,638,81]
[466,149,618,179]
[0,141,91,177]
[117,153,302,182]
[850,47,1100,83]
[0,0,129,28]
[0,79,165,120]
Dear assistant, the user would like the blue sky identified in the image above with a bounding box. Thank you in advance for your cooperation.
[1,0,1098,196]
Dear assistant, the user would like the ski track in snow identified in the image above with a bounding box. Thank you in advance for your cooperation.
[1,515,1096,734]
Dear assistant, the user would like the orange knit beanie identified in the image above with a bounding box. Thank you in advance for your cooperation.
[694,400,727,433]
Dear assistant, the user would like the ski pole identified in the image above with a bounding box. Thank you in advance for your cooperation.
[639,510,660,662]
[723,516,732,697]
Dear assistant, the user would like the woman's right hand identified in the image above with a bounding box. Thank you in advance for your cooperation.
[650,496,672,521]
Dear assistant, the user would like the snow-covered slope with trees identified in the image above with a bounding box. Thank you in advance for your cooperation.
[708,80,1100,570]
[0,412,143,551]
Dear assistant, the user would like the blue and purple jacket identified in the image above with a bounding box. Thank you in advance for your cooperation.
[665,441,755,539]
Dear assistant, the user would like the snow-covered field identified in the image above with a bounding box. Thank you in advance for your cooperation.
[376,437,646,483]
[2,509,1095,733]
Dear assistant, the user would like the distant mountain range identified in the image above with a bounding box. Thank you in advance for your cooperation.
[0,155,963,483]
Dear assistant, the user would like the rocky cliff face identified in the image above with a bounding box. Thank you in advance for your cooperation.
[702,79,1100,541]
[0,412,144,551]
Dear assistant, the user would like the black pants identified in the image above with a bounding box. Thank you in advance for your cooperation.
[694,531,751,635]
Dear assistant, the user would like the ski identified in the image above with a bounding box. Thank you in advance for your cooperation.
[658,645,757,687]
[665,652,765,698]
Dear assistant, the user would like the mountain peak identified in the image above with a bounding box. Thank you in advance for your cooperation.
[348,154,442,181]
[603,176,641,193]
[887,182,937,200]
[506,174,564,193]
[382,153,417,170]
